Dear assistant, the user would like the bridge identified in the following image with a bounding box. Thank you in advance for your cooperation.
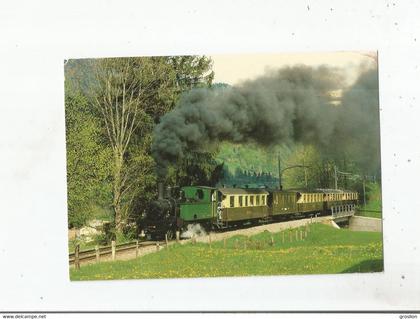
[330,205,382,232]
[331,204,356,223]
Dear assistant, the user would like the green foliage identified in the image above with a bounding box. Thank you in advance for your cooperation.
[70,223,383,280]
[365,182,381,204]
[65,86,112,228]
[356,182,382,218]
[282,145,331,189]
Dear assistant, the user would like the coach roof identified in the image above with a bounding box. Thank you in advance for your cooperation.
[218,188,269,195]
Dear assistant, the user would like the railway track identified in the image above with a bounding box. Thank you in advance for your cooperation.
[69,240,165,266]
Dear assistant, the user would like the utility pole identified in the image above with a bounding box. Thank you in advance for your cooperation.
[278,154,282,190]
[334,165,338,190]
[363,177,366,209]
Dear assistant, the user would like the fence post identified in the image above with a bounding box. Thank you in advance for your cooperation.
[165,233,169,248]
[136,240,139,258]
[111,240,116,260]
[295,229,298,241]
[289,230,292,242]
[95,245,99,263]
[282,231,285,244]
[75,244,80,270]
[176,231,180,243]
[156,242,160,251]
[300,229,303,241]
[270,235,274,246]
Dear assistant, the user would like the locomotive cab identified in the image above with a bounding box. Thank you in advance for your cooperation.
[179,186,217,224]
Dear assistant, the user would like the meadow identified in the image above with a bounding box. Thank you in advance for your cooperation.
[70,223,383,281]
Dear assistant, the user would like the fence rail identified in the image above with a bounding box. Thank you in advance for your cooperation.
[69,240,162,266]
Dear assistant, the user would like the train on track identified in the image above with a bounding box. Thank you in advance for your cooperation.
[140,183,359,240]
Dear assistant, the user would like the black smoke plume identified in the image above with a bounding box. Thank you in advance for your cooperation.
[332,68,380,173]
[152,65,380,177]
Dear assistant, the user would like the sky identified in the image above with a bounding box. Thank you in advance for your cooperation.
[211,51,377,87]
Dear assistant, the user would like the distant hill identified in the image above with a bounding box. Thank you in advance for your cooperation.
[214,142,295,188]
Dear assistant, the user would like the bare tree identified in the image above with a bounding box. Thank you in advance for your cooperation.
[92,56,214,232]
[94,58,156,231]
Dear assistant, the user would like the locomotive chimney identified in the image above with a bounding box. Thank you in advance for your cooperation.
[158,182,164,200]
[165,186,172,198]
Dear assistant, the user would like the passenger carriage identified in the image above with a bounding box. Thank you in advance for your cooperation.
[217,188,269,226]
[169,185,358,235]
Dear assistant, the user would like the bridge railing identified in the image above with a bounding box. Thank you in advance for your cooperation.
[331,204,356,218]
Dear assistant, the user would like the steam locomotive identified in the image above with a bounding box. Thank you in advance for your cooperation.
[140,183,359,239]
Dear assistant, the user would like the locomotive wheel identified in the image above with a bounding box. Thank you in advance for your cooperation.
[166,229,174,241]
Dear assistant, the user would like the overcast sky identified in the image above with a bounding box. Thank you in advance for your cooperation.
[211,51,377,87]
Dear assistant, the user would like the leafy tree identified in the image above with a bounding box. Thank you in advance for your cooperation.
[282,145,328,189]
[91,56,214,231]
[65,86,112,228]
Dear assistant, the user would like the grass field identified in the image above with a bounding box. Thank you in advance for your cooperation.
[70,223,383,281]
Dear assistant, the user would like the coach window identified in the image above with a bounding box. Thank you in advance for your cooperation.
[245,196,248,206]
[262,195,265,205]
[230,196,234,208]
[250,195,254,206]
[239,196,243,207]
[256,195,260,205]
